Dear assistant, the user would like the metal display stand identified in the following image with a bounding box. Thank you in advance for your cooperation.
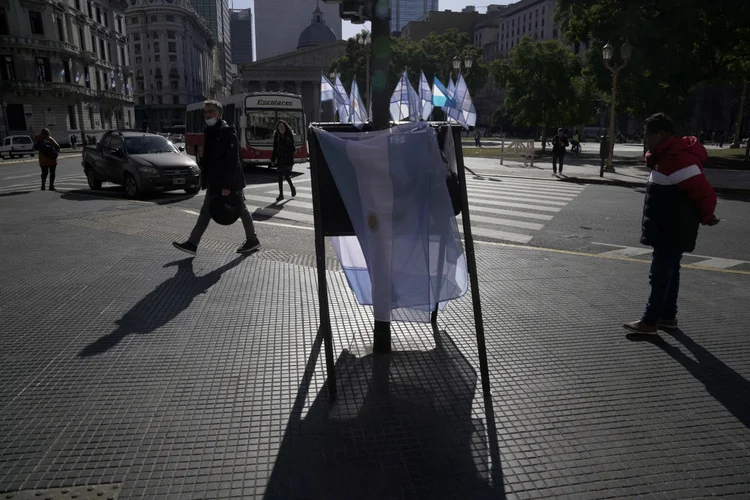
[308,122,490,403]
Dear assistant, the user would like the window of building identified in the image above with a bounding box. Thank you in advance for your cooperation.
[103,72,108,88]
[170,80,178,90]
[96,7,101,24]
[151,30,157,39]
[95,70,101,89]
[100,39,106,60]
[57,16,65,41]
[172,95,179,105]
[87,1,93,18]
[139,97,145,105]
[168,55,177,63]
[155,68,162,78]
[133,33,140,41]
[157,96,162,104]
[168,42,176,52]
[120,47,125,65]
[91,34,97,54]
[154,54,160,62]
[166,15,174,22]
[150,15,156,22]
[137,81,144,91]
[89,107,95,127]
[134,43,141,55]
[68,105,77,129]
[74,0,80,11]
[553,28,558,38]
[78,27,85,50]
[103,10,109,28]
[153,42,159,53]
[167,31,175,39]
[156,80,162,90]
[35,57,51,81]
[117,16,122,32]
[1,55,15,81]
[84,66,90,88]
[0,8,7,36]
[135,56,142,64]
[29,11,44,35]
[542,18,545,26]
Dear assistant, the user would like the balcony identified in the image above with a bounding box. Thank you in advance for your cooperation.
[80,50,97,64]
[0,35,78,56]
[119,65,133,77]
[97,88,134,103]
[0,80,98,99]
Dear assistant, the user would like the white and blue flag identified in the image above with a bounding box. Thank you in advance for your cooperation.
[390,71,420,122]
[334,74,351,123]
[419,71,434,121]
[349,77,368,127]
[431,77,456,109]
[312,122,468,322]
[320,73,335,102]
[446,73,477,129]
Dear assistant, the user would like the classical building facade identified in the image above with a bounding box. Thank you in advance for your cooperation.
[125,0,214,131]
[237,41,347,126]
[254,0,340,62]
[0,0,134,142]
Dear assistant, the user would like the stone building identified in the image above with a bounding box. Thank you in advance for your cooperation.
[125,0,214,131]
[0,0,134,143]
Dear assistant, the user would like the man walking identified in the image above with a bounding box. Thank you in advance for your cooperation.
[173,100,261,255]
[623,113,719,334]
[551,128,568,174]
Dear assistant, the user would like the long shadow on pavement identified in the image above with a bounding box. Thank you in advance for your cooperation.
[264,329,505,499]
[78,255,246,357]
[627,329,750,428]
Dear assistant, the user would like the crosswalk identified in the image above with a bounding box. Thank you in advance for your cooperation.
[234,175,586,245]
[0,174,92,195]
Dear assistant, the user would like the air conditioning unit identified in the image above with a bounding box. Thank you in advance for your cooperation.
[321,0,371,23]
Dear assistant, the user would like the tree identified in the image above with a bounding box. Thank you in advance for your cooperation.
[556,0,750,118]
[491,37,598,131]
[329,29,488,103]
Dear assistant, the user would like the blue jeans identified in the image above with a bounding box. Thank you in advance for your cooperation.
[642,248,683,325]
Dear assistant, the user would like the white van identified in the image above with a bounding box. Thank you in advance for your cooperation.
[0,135,35,159]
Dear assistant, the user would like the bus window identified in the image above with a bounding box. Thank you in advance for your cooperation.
[246,110,276,142]
[224,104,236,127]
[278,111,305,144]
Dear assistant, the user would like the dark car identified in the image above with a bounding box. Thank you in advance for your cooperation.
[82,131,201,198]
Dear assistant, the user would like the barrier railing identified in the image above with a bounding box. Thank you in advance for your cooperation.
[500,139,535,167]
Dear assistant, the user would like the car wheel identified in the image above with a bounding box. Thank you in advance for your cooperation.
[124,173,140,199]
[184,186,200,194]
[86,168,103,190]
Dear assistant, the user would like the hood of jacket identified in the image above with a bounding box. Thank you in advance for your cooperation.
[646,136,708,170]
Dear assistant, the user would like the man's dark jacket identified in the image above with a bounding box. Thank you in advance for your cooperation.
[552,134,569,154]
[641,136,716,253]
[201,120,246,195]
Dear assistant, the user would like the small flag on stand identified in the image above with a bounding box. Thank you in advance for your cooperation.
[446,73,476,129]
[349,77,368,127]
[419,71,433,121]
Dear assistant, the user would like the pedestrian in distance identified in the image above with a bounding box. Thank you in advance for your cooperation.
[623,113,720,334]
[173,100,261,256]
[474,129,482,147]
[271,119,297,202]
[551,128,569,174]
[599,132,609,171]
[34,128,60,191]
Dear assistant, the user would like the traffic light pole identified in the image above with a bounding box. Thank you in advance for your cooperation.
[369,0,392,354]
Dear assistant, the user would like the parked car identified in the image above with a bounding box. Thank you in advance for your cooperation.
[82,131,201,199]
[0,135,35,159]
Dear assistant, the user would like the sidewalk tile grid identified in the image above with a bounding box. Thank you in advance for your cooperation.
[0,216,748,498]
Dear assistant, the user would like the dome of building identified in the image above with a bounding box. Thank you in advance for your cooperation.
[297,4,337,50]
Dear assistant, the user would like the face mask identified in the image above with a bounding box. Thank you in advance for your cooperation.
[205,117,218,126]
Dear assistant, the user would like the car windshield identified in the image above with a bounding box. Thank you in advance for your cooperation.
[124,136,177,154]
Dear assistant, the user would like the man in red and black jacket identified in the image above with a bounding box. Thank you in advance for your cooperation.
[623,113,720,334]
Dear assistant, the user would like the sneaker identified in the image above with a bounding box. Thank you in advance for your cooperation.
[172,241,197,255]
[657,318,678,330]
[276,194,284,202]
[622,320,658,334]
[237,238,261,254]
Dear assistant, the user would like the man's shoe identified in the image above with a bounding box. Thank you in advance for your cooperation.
[41,185,46,190]
[276,194,284,202]
[622,320,658,334]
[49,186,56,191]
[291,186,296,197]
[173,241,197,255]
[237,238,261,254]
[657,318,679,330]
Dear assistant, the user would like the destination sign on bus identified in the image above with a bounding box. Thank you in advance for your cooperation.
[246,96,301,109]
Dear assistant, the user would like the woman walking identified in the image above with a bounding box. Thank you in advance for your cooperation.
[271,120,296,202]
[35,128,60,191]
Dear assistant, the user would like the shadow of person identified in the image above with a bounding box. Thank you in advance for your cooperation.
[264,330,506,499]
[626,329,750,428]
[252,200,290,221]
[78,255,247,357]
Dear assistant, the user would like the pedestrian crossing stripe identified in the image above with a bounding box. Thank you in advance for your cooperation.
[591,243,750,271]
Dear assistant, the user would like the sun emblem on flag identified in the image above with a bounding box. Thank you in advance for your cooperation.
[367,213,379,230]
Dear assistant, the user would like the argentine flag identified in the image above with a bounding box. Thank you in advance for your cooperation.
[432,77,456,109]
[446,73,477,129]
[320,73,335,102]
[419,71,434,121]
[349,77,368,127]
[313,123,468,322]
[334,74,351,123]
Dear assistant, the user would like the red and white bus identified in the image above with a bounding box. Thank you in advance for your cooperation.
[185,92,308,168]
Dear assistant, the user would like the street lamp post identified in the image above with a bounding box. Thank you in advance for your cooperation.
[357,30,371,112]
[602,41,632,175]
[451,55,472,79]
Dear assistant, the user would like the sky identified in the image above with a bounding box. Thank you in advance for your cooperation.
[230,1,512,59]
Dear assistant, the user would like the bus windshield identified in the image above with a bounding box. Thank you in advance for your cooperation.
[246,110,305,145]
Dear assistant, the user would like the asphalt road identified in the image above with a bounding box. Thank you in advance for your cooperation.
[2,153,749,266]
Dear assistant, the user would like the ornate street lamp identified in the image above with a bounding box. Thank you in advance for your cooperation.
[601,41,632,177]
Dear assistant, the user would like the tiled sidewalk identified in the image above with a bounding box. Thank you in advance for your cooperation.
[0,205,749,499]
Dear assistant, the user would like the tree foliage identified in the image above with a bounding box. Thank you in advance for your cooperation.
[555,0,750,118]
[329,29,488,100]
[491,37,600,129]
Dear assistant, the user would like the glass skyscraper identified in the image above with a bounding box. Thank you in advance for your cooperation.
[230,8,253,64]
[191,0,232,94]
[391,0,439,33]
